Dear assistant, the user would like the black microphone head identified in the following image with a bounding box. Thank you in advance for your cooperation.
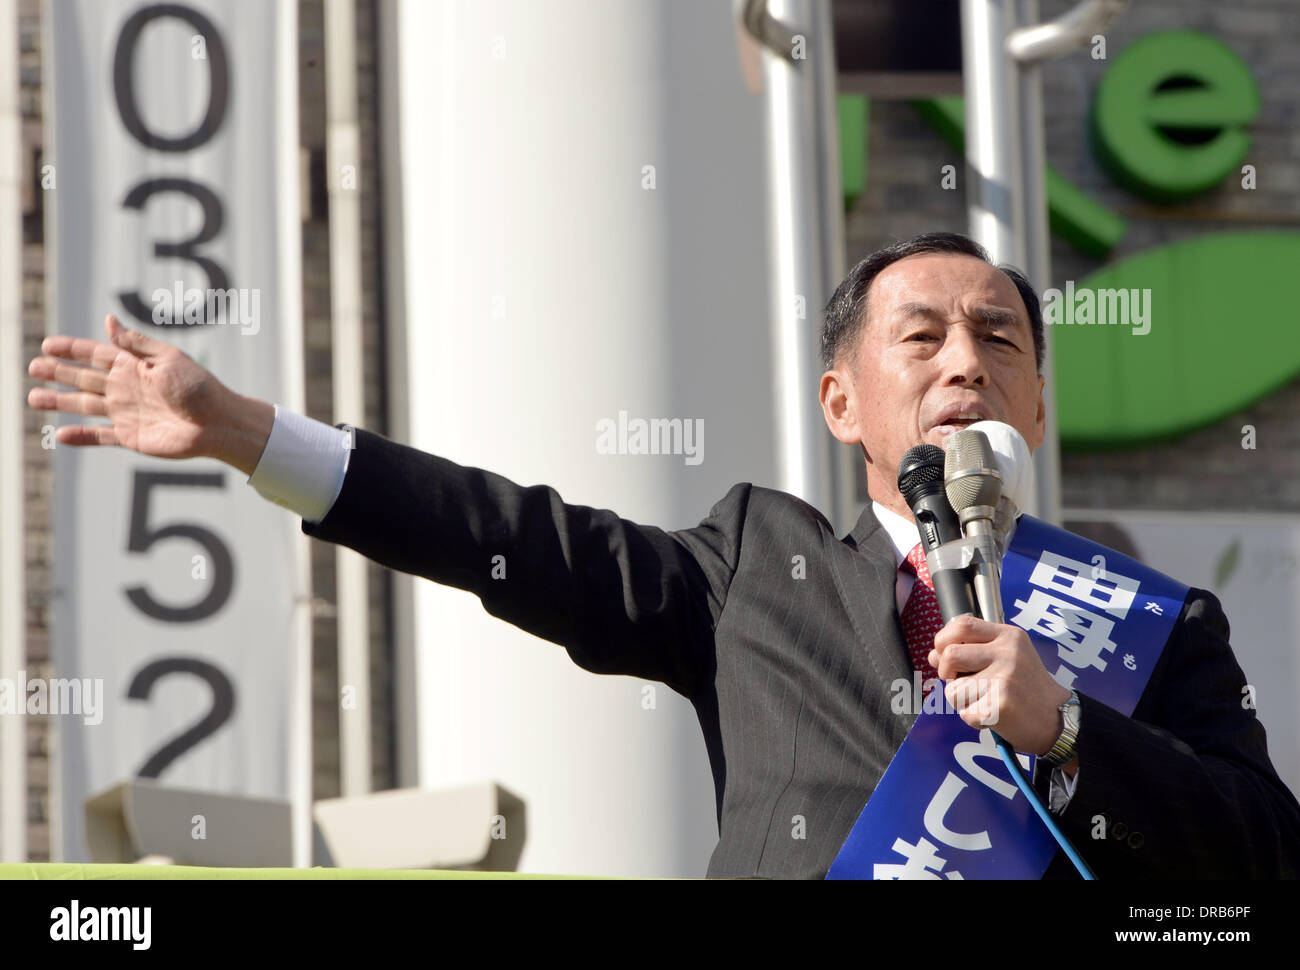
[897,444,946,506]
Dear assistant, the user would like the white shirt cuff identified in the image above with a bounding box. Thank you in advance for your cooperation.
[247,405,352,524]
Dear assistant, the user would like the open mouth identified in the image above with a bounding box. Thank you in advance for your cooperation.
[929,409,988,437]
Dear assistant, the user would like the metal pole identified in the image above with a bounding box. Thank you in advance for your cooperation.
[1013,0,1060,525]
[807,0,856,534]
[961,0,1026,270]
[324,0,372,798]
[0,0,25,863]
[279,0,315,869]
[745,0,843,523]
[375,0,418,792]
[963,0,1067,522]
[1005,0,1128,524]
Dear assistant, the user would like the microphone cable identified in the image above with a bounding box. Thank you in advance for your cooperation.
[992,730,1096,880]
[941,428,1096,879]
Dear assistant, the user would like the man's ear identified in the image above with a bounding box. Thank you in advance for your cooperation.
[820,369,861,446]
[1031,373,1046,451]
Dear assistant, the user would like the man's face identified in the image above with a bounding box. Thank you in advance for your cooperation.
[820,251,1045,514]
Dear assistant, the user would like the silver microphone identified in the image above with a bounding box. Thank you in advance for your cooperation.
[965,420,1035,557]
[943,428,1005,623]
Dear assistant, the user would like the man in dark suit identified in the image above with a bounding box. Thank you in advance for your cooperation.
[28,232,1300,878]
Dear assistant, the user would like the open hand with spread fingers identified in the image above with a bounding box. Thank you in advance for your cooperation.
[26,313,274,475]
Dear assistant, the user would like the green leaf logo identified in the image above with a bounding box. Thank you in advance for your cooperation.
[1214,537,1242,589]
[1054,232,1300,448]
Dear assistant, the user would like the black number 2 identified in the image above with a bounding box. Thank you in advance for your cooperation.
[127,658,235,778]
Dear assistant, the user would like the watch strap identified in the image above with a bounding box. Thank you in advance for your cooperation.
[1042,690,1081,767]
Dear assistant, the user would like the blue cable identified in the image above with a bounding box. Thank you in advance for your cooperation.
[992,730,1096,880]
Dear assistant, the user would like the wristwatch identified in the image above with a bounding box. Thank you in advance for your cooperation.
[1041,690,1081,767]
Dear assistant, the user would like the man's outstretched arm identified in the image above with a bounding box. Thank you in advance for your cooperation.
[295,422,747,697]
[27,316,746,697]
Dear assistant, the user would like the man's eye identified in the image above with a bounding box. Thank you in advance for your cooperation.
[987,335,1016,346]
[906,332,937,341]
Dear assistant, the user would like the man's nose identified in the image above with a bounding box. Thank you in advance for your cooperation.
[938,327,988,386]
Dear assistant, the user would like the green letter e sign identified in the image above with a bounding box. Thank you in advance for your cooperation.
[1091,31,1259,202]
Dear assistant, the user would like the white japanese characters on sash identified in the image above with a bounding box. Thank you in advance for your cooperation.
[872,728,1025,879]
[1008,552,1142,689]
[871,554,1145,879]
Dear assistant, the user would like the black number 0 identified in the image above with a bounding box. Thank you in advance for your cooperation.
[112,4,232,328]
[113,4,229,152]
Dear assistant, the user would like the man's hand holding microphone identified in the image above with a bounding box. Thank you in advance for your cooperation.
[899,421,1078,776]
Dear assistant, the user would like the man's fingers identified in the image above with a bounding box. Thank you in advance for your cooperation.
[932,613,1000,649]
[944,673,988,707]
[943,674,1003,727]
[27,387,109,417]
[106,313,166,358]
[34,314,164,375]
[39,334,122,371]
[28,356,110,395]
[55,425,119,447]
[930,641,995,681]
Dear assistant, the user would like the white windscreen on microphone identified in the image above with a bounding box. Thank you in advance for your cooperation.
[965,420,1035,517]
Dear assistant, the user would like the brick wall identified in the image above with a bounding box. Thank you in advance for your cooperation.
[20,0,51,863]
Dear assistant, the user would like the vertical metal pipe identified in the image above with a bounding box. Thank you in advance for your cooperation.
[755,0,841,519]
[807,0,857,534]
[0,0,25,863]
[1014,0,1062,525]
[963,0,1062,522]
[961,0,1025,268]
[375,0,418,792]
[280,0,315,869]
[324,0,372,798]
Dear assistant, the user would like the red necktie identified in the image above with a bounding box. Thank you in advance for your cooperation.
[900,543,943,696]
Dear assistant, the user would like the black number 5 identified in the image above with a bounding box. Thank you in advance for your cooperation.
[125,470,234,622]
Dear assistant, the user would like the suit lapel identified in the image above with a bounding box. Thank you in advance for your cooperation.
[827,504,914,691]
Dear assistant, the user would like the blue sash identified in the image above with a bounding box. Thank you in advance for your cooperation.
[826,515,1189,880]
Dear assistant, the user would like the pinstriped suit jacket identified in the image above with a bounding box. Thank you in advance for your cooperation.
[302,426,1300,878]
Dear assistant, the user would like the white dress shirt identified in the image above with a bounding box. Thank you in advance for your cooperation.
[245,406,1077,812]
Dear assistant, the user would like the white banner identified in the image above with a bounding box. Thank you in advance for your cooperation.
[45,0,308,862]
[1063,510,1300,796]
